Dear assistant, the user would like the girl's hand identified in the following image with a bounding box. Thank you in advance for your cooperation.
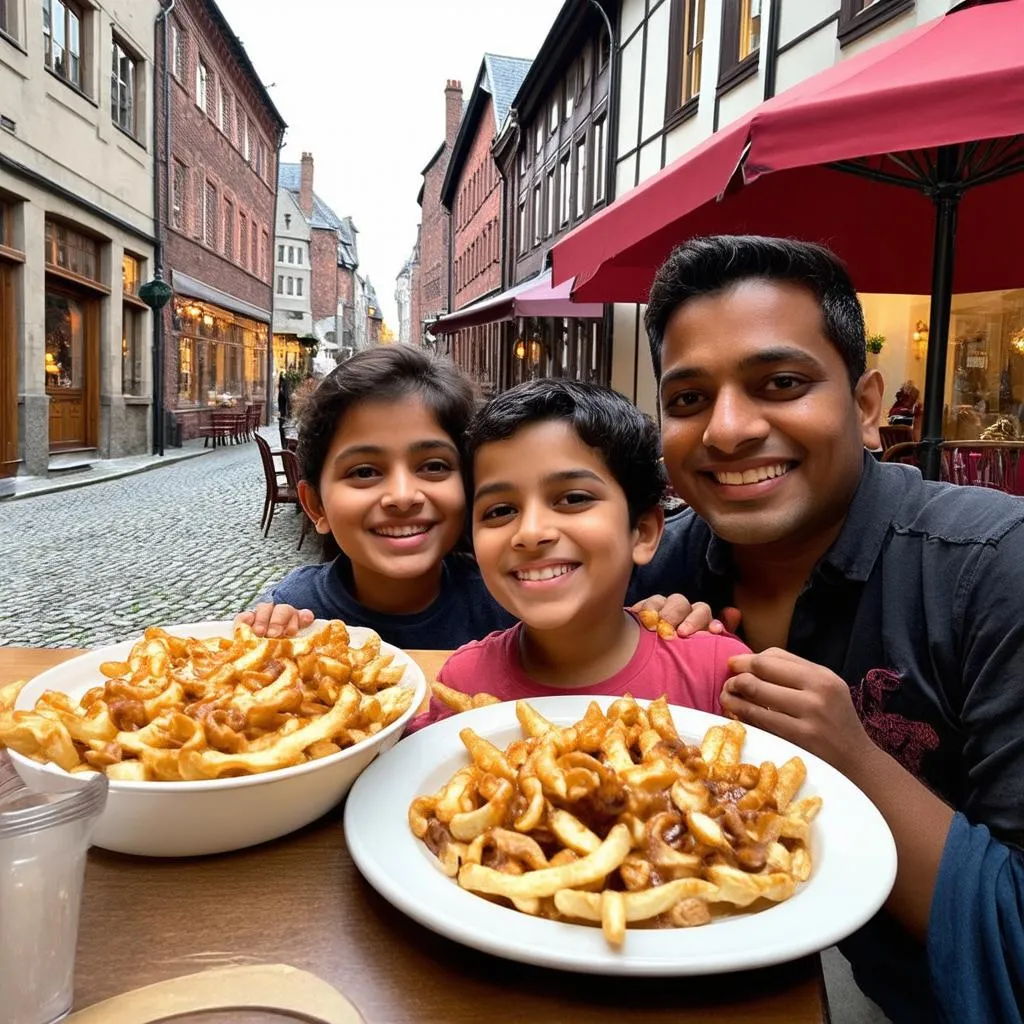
[235,603,315,638]
[630,593,742,638]
[721,648,874,777]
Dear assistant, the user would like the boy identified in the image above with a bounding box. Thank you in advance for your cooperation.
[411,379,749,729]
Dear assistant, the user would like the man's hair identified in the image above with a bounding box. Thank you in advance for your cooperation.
[466,379,666,527]
[645,235,867,388]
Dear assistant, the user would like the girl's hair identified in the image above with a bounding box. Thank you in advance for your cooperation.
[294,347,478,560]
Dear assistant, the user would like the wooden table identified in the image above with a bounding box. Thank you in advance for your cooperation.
[3,648,829,1024]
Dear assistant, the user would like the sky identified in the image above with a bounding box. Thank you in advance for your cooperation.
[215,0,567,330]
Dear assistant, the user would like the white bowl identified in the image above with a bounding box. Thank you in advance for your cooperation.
[9,621,427,857]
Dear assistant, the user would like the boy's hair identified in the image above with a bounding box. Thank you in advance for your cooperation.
[644,235,867,388]
[466,379,666,527]
[296,346,477,490]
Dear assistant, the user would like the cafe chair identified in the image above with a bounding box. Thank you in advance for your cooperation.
[255,434,301,539]
[879,424,913,452]
[882,440,1024,496]
[282,449,311,551]
[198,411,235,448]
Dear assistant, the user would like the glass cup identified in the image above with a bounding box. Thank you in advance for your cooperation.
[0,763,108,1024]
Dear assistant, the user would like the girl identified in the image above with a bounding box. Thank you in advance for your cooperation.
[241,346,516,649]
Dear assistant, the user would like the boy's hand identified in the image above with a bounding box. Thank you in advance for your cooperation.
[234,603,315,638]
[630,593,742,638]
[721,648,873,776]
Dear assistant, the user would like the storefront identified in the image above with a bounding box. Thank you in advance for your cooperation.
[171,297,268,412]
[862,288,1024,440]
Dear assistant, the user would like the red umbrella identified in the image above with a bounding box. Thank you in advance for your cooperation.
[551,0,1024,469]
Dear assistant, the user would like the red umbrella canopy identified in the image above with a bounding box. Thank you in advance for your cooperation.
[552,0,1024,303]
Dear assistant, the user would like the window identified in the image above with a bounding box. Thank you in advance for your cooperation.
[287,276,294,295]
[296,278,303,297]
[44,220,100,281]
[545,167,555,238]
[254,136,265,177]
[277,275,283,294]
[532,184,542,247]
[277,244,284,263]
[111,37,138,136]
[297,248,303,266]
[122,253,141,297]
[574,137,587,220]
[838,0,914,46]
[171,21,184,80]
[534,123,542,155]
[196,58,208,111]
[171,160,186,230]
[549,94,559,135]
[239,214,248,269]
[122,305,143,396]
[43,0,83,90]
[261,229,269,277]
[251,226,258,271]
[219,87,231,135]
[720,0,760,84]
[223,199,233,259]
[287,245,294,263]
[236,106,247,154]
[593,119,606,204]
[558,154,570,227]
[565,72,574,121]
[578,46,592,97]
[204,181,217,247]
[668,0,705,113]
[517,197,527,255]
[598,27,610,70]
[518,149,528,181]
[0,0,10,38]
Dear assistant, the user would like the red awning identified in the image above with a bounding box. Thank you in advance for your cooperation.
[431,270,604,335]
[551,0,1024,303]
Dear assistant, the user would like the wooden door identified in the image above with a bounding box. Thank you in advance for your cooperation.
[45,289,98,451]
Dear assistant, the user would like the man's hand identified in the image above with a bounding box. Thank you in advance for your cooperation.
[234,603,315,638]
[630,593,742,638]
[721,648,874,777]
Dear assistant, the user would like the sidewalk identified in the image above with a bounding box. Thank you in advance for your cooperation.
[0,438,218,501]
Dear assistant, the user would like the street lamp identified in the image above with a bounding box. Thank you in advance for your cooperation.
[138,274,174,457]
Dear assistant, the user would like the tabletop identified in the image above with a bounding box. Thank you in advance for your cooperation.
[2,647,829,1024]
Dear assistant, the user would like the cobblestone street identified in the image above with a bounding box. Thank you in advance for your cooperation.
[1,430,313,648]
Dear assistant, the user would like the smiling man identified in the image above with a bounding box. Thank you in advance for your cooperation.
[634,236,1024,1023]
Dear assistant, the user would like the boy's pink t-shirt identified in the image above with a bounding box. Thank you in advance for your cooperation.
[408,620,750,733]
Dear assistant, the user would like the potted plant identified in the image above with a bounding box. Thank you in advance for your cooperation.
[866,332,886,355]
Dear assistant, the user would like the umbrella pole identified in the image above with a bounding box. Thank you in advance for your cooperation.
[920,146,961,481]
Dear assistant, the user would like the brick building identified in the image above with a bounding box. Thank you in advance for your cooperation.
[280,152,361,362]
[436,55,531,391]
[410,79,463,347]
[155,0,285,441]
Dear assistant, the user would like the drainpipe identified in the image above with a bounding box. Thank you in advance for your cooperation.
[587,0,618,385]
[763,0,782,100]
[268,128,285,423]
[151,0,176,456]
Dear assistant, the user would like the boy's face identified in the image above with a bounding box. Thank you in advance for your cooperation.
[300,395,466,596]
[658,278,883,551]
[471,419,663,632]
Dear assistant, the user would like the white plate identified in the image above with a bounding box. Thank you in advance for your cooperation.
[344,695,897,976]
[11,620,427,856]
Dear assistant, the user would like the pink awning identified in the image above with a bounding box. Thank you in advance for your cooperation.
[431,270,603,335]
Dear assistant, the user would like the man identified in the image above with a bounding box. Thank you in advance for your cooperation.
[635,236,1024,1023]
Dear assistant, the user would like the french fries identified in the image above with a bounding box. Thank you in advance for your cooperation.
[0,621,413,781]
[409,696,821,946]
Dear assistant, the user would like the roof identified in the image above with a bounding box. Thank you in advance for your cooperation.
[440,54,531,209]
[278,162,359,269]
[202,0,286,133]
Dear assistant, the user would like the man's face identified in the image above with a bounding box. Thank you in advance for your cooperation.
[658,279,882,550]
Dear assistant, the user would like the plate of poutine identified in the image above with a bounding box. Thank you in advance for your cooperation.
[344,695,897,975]
[1,619,427,857]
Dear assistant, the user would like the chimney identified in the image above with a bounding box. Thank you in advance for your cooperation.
[444,79,463,148]
[299,152,314,218]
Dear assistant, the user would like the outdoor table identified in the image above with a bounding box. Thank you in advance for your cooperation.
[2,648,829,1023]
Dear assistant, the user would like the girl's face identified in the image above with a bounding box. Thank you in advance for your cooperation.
[298,395,467,612]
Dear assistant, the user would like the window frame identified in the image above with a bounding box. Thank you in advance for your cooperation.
[195,57,209,112]
[592,117,607,205]
[110,34,139,138]
[43,0,85,93]
[666,0,705,121]
[718,0,760,92]
[838,0,915,47]
[170,20,184,80]
[203,180,217,248]
[223,198,233,260]
[171,159,186,230]
[558,152,571,229]
[573,135,588,221]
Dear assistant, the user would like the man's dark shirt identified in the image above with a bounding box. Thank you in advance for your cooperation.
[634,453,1024,1021]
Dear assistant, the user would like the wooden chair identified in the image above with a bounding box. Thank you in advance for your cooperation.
[879,424,913,451]
[197,410,235,448]
[882,440,1024,496]
[282,449,311,551]
[255,433,300,537]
